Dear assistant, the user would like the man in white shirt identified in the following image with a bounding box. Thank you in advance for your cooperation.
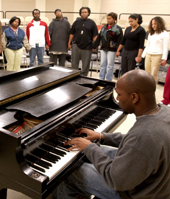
[26,9,51,67]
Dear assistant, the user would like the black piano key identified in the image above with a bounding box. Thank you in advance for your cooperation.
[93,118,105,123]
[27,160,46,173]
[59,133,71,139]
[31,148,59,163]
[80,117,92,123]
[84,124,98,129]
[25,154,52,169]
[88,120,102,126]
[83,125,94,130]
[99,112,112,117]
[73,123,82,129]
[83,113,95,119]
[95,115,107,120]
[75,121,87,126]
[39,143,66,156]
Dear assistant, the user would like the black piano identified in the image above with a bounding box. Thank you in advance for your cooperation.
[0,65,126,199]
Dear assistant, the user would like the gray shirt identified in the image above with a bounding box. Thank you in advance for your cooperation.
[84,105,170,199]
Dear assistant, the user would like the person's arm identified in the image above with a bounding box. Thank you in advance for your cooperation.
[160,31,169,66]
[23,34,31,51]
[136,27,146,62]
[135,48,143,63]
[2,32,7,51]
[68,34,74,50]
[116,26,123,49]
[142,33,150,58]
[116,44,124,57]
[48,21,53,40]
[44,23,51,49]
[26,24,30,41]
[93,35,98,42]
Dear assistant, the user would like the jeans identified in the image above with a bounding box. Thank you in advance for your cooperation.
[99,50,116,81]
[29,44,44,67]
[52,145,122,199]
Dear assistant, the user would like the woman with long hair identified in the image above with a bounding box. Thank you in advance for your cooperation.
[142,16,169,83]
[116,14,146,75]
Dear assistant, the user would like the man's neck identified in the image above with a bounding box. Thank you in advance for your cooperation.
[56,16,62,20]
[34,19,40,22]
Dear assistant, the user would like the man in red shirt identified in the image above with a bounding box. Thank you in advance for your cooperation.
[26,9,51,67]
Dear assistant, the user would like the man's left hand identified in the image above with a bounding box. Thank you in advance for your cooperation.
[45,45,49,50]
[64,137,92,151]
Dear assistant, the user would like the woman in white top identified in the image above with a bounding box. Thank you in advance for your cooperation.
[142,17,169,82]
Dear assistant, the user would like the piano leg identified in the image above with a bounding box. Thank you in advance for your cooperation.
[0,189,7,199]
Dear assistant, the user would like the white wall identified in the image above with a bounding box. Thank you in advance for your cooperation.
[100,0,170,25]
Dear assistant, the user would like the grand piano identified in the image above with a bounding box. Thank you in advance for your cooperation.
[0,64,126,199]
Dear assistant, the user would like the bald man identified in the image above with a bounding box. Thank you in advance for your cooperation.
[52,70,170,199]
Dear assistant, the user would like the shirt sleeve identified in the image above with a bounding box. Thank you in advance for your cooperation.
[116,26,123,49]
[44,23,51,46]
[138,27,146,49]
[84,140,154,191]
[120,27,129,45]
[2,32,7,50]
[162,31,169,60]
[70,21,76,35]
[142,34,150,58]
[102,132,124,147]
[23,34,31,51]
[92,21,98,37]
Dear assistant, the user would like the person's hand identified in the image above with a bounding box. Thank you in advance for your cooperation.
[135,56,142,63]
[65,137,92,151]
[77,128,101,141]
[26,50,29,53]
[45,45,49,50]
[92,48,97,52]
[116,51,120,57]
[160,59,166,66]
[68,43,72,50]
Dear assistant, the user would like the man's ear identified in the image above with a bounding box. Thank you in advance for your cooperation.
[131,92,139,104]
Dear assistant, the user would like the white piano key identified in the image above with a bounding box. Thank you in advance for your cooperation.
[30,149,81,180]
[94,110,123,132]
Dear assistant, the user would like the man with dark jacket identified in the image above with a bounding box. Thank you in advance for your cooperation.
[49,9,70,66]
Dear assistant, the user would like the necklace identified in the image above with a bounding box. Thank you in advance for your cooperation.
[143,105,159,115]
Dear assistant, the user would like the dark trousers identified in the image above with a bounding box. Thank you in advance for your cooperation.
[72,43,92,76]
[121,48,138,75]
[50,54,66,66]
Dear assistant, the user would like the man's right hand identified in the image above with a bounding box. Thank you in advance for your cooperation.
[77,128,104,141]
[116,51,120,57]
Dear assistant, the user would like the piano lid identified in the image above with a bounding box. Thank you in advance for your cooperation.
[0,65,80,106]
[6,81,92,118]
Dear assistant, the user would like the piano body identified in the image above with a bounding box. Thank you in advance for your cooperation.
[0,65,126,199]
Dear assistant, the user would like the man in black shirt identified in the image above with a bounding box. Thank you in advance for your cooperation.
[68,7,98,76]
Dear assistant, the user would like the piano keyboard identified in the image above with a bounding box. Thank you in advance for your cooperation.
[25,105,123,179]
[26,142,81,180]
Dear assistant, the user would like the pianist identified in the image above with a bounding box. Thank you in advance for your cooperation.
[52,69,170,199]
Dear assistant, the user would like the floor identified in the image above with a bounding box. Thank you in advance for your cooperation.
[1,64,165,199]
